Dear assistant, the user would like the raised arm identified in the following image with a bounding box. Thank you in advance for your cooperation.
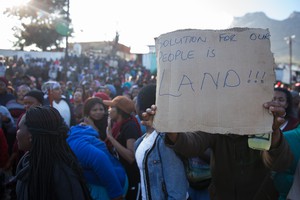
[141,104,212,157]
[262,101,294,171]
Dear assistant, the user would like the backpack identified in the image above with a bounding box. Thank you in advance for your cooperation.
[183,149,212,190]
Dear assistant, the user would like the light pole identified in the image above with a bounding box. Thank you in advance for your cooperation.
[65,0,70,66]
[284,35,296,85]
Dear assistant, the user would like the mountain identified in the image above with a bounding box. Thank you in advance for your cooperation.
[229,11,300,64]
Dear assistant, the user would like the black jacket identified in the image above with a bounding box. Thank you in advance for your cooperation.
[166,132,293,200]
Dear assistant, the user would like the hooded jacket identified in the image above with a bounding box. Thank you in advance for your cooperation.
[67,125,126,199]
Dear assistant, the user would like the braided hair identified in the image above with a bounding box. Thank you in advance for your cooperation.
[25,106,91,200]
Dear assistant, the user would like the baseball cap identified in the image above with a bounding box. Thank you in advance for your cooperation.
[103,96,135,114]
[94,92,111,101]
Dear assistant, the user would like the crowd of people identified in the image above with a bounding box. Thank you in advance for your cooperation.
[0,53,300,200]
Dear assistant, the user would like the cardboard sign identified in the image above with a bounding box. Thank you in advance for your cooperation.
[153,28,275,135]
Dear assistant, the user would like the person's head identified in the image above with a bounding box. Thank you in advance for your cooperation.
[103,95,135,121]
[16,106,69,151]
[66,81,73,90]
[93,92,110,101]
[130,85,140,100]
[97,85,108,93]
[290,90,300,108]
[0,77,8,94]
[16,106,91,199]
[7,85,15,95]
[51,85,62,101]
[16,84,31,101]
[83,97,107,121]
[273,87,293,118]
[113,78,121,87]
[74,85,86,100]
[42,81,62,101]
[82,81,91,92]
[73,91,83,104]
[59,81,66,92]
[136,84,156,119]
[75,85,84,94]
[105,84,117,98]
[91,80,100,92]
[23,90,44,110]
[108,106,118,121]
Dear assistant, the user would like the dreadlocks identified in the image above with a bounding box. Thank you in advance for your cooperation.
[24,106,91,200]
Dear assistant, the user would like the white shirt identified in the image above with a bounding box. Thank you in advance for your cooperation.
[53,100,71,127]
[135,130,158,200]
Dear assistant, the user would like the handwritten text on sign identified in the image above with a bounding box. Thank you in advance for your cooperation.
[153,28,275,135]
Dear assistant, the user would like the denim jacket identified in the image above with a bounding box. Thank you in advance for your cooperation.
[135,132,189,200]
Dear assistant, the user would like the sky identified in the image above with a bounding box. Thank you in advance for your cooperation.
[0,0,299,53]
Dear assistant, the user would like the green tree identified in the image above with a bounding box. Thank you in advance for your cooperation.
[5,0,71,51]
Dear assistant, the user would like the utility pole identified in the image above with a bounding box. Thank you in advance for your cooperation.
[65,0,70,67]
[285,35,296,85]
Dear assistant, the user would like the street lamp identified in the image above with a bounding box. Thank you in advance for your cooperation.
[284,35,296,85]
[65,0,70,66]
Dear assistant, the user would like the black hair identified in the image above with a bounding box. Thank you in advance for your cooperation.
[274,87,293,118]
[136,84,156,117]
[74,84,87,101]
[83,97,108,140]
[116,107,131,119]
[25,106,91,200]
[24,89,44,105]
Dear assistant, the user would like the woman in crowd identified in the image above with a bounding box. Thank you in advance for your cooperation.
[272,87,299,131]
[104,96,142,200]
[273,124,300,200]
[71,85,88,104]
[6,90,44,170]
[15,106,92,200]
[67,116,127,200]
[23,90,44,111]
[0,128,8,169]
[72,91,84,124]
[4,89,45,199]
[82,97,108,141]
[271,88,300,199]
[0,105,16,155]
[6,84,30,124]
[0,77,15,106]
[5,89,45,172]
[134,84,189,200]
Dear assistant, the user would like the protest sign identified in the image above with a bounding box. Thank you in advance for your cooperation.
[153,28,275,135]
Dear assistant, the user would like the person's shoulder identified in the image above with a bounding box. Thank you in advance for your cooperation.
[0,105,9,112]
[121,119,136,129]
[60,97,73,106]
[284,124,300,138]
